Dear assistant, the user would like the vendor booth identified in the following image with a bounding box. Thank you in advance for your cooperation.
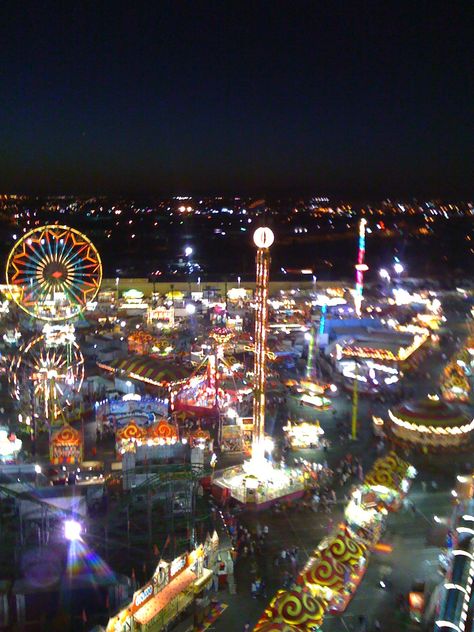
[49,424,82,465]
[362,451,416,511]
[106,537,218,632]
[283,421,324,449]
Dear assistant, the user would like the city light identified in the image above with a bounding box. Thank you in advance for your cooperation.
[185,303,196,315]
[393,262,404,274]
[185,246,193,256]
[379,268,390,280]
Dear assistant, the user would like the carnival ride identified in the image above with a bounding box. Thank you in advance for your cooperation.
[171,326,238,416]
[213,228,306,507]
[6,225,102,321]
[10,325,84,425]
[6,225,102,451]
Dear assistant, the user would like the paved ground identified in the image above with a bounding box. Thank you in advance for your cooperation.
[211,310,471,632]
[1,305,471,632]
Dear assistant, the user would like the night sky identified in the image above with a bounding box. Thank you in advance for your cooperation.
[0,1,472,198]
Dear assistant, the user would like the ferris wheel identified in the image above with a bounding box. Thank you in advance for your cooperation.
[10,326,85,424]
[6,225,102,321]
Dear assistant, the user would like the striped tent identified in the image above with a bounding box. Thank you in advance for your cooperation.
[108,355,193,386]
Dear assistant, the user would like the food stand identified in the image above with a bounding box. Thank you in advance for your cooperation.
[106,538,217,632]
[283,421,324,449]
[49,424,82,465]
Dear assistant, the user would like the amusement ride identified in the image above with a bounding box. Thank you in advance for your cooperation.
[6,225,102,444]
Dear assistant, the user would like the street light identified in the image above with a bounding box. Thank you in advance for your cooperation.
[185,246,193,257]
[379,268,390,281]
[393,262,404,274]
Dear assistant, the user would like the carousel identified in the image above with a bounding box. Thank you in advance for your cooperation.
[387,396,474,450]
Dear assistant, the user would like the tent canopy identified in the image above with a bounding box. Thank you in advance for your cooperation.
[109,355,193,386]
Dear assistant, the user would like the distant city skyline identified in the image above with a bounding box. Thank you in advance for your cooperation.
[0,3,472,197]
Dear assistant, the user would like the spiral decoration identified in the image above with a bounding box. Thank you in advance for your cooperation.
[382,451,409,475]
[365,468,398,490]
[328,531,366,566]
[147,419,178,440]
[260,585,327,631]
[51,424,81,446]
[298,550,346,592]
[191,428,211,441]
[117,421,146,441]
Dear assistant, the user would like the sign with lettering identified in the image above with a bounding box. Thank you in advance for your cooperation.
[133,583,154,609]
[169,554,187,580]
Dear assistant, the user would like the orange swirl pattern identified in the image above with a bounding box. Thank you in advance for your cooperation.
[328,531,366,566]
[147,419,178,440]
[52,424,81,446]
[261,586,326,631]
[117,421,146,441]
[191,429,211,440]
[299,550,346,592]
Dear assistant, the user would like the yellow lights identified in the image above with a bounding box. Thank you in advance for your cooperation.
[388,410,474,435]
[251,228,274,461]
[253,226,275,249]
[341,330,429,363]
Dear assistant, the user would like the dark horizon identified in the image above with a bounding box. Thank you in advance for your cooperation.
[0,2,472,198]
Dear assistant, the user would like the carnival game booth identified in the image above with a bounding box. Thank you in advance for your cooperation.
[344,486,387,546]
[50,424,82,465]
[254,584,327,632]
[184,427,212,450]
[296,527,368,614]
[106,537,218,632]
[116,419,182,459]
[387,397,474,451]
[362,451,416,512]
[283,421,324,450]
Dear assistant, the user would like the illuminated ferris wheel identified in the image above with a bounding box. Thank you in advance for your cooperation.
[6,225,102,321]
[10,326,85,423]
